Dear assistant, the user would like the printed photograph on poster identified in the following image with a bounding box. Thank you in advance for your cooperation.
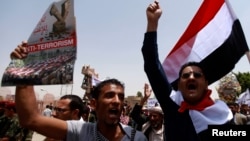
[1,0,77,86]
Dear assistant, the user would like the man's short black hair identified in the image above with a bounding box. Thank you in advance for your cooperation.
[60,95,84,118]
[91,78,125,99]
[178,61,206,80]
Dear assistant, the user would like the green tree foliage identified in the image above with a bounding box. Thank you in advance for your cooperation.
[234,72,250,94]
[137,91,142,97]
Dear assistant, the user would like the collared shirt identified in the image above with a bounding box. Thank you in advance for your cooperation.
[148,126,164,141]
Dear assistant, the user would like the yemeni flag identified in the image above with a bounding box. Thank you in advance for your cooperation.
[162,0,249,90]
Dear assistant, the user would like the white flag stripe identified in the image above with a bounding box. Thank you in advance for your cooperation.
[163,43,192,81]
[191,3,234,58]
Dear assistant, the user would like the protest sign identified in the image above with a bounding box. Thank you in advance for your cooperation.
[1,0,76,86]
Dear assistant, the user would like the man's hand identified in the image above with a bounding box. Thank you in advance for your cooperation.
[10,41,28,59]
[146,0,162,32]
[144,83,152,99]
[140,83,152,106]
[146,1,162,21]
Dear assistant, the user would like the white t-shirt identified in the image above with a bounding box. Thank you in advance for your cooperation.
[43,108,52,117]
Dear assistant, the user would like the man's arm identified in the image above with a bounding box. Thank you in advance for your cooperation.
[12,42,68,140]
[142,1,174,109]
[130,83,151,124]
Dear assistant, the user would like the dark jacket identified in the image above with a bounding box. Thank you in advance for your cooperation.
[142,32,211,141]
[130,104,149,131]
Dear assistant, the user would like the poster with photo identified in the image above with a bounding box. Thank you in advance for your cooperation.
[1,0,77,86]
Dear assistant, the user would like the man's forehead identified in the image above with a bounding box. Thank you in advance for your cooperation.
[149,112,163,117]
[182,66,202,72]
[101,84,124,92]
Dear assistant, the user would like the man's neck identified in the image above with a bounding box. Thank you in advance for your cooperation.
[97,122,125,141]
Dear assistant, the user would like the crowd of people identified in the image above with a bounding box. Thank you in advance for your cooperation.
[227,102,250,125]
[0,82,166,141]
[1,88,250,141]
[0,100,34,141]
[1,1,249,141]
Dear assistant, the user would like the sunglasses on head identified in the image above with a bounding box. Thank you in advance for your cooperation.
[181,71,203,79]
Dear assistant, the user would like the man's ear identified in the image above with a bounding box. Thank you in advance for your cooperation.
[90,99,96,111]
[72,109,79,117]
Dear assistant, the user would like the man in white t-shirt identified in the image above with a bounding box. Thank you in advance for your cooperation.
[42,105,52,117]
[12,41,147,141]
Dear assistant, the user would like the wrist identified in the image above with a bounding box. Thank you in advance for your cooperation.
[147,22,158,32]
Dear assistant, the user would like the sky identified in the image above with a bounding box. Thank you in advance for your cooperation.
[0,0,250,100]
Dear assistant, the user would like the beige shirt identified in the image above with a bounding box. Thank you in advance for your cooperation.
[148,125,164,141]
[234,113,247,125]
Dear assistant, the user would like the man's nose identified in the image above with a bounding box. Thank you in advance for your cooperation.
[113,95,120,102]
[189,73,195,79]
[112,94,123,104]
